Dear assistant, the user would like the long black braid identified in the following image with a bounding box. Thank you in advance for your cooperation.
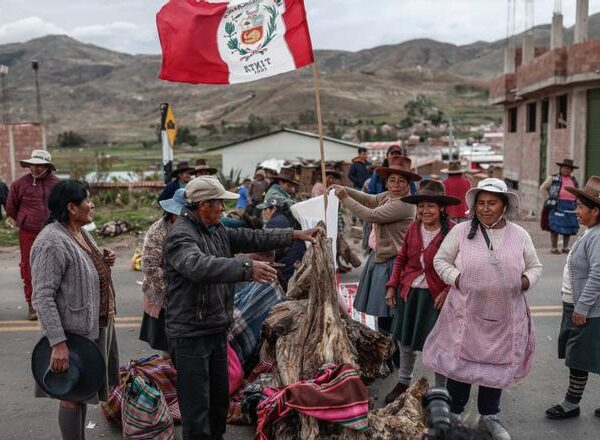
[440,210,451,238]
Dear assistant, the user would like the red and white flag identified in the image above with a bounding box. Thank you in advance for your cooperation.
[157,0,314,84]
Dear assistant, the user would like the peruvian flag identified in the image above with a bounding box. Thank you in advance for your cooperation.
[157,0,314,84]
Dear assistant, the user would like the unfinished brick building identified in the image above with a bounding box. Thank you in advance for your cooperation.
[0,123,46,185]
[490,0,600,214]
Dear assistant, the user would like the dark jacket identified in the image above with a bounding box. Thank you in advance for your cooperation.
[164,209,293,338]
[348,160,371,189]
[266,211,306,288]
[158,179,183,202]
[6,173,60,233]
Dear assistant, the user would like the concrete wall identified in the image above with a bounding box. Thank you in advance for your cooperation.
[215,132,359,178]
[0,123,45,185]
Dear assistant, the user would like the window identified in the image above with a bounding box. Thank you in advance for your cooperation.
[508,107,518,133]
[556,94,568,129]
[541,99,549,124]
[527,102,537,133]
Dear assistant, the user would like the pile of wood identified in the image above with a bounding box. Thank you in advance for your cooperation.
[261,226,428,439]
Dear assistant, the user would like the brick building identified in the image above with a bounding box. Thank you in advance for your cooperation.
[0,123,46,185]
[489,0,600,214]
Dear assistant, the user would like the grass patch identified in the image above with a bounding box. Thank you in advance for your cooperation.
[0,221,19,247]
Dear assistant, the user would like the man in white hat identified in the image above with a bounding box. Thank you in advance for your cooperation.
[163,176,316,440]
[6,150,60,320]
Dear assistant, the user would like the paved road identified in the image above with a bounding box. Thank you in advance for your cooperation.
[0,250,598,439]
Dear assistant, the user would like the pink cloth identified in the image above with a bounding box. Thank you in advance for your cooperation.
[228,343,244,395]
[368,224,377,251]
[559,176,577,201]
[423,222,535,389]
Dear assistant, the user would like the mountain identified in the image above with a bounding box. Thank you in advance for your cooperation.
[0,12,598,143]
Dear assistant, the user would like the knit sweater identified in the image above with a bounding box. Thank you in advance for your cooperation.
[31,222,101,346]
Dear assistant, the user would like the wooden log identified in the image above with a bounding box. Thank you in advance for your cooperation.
[367,378,429,439]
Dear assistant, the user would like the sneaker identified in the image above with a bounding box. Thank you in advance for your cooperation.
[27,304,37,321]
[478,415,511,440]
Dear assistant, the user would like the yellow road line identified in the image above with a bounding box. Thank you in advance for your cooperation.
[0,322,142,333]
[530,305,562,310]
[531,312,562,317]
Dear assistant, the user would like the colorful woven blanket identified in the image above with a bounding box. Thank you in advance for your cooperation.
[255,364,369,439]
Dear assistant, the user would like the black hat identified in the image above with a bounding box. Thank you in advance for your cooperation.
[32,333,106,401]
[170,160,195,178]
[273,167,301,186]
[401,179,461,206]
[556,158,579,169]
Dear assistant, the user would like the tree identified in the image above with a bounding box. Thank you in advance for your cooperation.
[175,126,198,146]
[56,131,86,148]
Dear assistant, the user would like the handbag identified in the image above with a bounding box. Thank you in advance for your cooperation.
[122,373,175,440]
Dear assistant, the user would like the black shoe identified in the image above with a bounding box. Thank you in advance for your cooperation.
[545,404,580,420]
[595,408,600,418]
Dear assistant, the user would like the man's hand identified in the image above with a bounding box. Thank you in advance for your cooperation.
[251,261,278,284]
[572,312,587,326]
[329,184,349,200]
[385,287,397,307]
[50,341,69,373]
[292,228,318,244]
[102,249,116,267]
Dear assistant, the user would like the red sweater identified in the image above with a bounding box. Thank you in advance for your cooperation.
[6,173,60,233]
[442,175,471,219]
[386,220,454,301]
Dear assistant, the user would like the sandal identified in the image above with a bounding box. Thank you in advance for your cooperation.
[551,248,561,255]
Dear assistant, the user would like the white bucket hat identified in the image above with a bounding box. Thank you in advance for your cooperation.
[465,178,519,218]
[19,150,56,171]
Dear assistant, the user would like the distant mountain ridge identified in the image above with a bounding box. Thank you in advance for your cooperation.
[0,12,598,142]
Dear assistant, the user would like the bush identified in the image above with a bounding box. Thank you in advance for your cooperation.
[57,131,86,148]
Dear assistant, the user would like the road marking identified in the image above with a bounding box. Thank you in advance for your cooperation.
[531,312,562,317]
[530,305,562,310]
[0,322,142,332]
[0,317,142,326]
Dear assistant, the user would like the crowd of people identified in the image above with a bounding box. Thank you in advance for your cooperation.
[4,146,600,440]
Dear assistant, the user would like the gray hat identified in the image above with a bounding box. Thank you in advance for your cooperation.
[256,196,288,210]
[159,188,186,215]
[185,176,238,203]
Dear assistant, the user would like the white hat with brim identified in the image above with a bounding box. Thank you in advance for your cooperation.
[20,149,56,171]
[185,176,239,204]
[465,178,519,218]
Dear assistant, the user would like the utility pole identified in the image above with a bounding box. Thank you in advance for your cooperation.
[0,65,8,124]
[31,60,43,124]
[448,118,456,160]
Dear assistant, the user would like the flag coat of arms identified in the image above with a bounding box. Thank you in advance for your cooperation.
[157,0,314,84]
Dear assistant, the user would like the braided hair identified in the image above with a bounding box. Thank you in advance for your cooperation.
[440,209,451,238]
[466,192,509,240]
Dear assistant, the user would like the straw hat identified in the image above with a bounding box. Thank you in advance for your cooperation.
[565,176,600,209]
[20,150,56,171]
[440,161,466,175]
[375,156,422,182]
[465,178,519,218]
[402,179,461,206]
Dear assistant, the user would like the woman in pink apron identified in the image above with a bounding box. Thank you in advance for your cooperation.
[423,178,542,440]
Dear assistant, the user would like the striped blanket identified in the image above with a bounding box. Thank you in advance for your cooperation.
[255,364,369,439]
[229,282,285,372]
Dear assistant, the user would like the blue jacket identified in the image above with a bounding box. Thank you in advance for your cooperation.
[266,212,305,287]
[348,161,371,189]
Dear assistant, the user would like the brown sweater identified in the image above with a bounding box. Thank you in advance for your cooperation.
[341,188,415,262]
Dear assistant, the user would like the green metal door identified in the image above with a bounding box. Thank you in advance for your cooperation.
[586,89,600,178]
[540,123,548,184]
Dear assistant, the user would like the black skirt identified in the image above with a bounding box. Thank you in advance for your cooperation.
[558,302,600,374]
[139,309,169,351]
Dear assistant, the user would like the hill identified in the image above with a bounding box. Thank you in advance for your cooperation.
[0,12,598,143]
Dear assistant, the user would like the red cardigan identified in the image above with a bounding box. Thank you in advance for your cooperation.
[386,219,454,301]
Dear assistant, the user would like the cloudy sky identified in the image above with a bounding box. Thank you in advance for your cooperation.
[1,0,599,54]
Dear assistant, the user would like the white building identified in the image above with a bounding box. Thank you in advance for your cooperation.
[204,128,363,178]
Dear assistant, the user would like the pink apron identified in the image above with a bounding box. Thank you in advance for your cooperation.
[423,221,535,389]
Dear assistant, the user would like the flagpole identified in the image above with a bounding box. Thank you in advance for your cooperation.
[311,62,328,221]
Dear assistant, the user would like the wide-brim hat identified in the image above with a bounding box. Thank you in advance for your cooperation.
[465,178,519,218]
[402,179,461,206]
[20,149,56,171]
[170,160,195,178]
[556,158,579,169]
[325,168,342,179]
[440,160,466,174]
[31,333,105,401]
[193,159,218,175]
[273,167,300,186]
[159,187,186,215]
[375,155,422,182]
[565,176,600,208]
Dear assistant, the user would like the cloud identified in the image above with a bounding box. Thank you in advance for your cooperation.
[0,17,66,44]
[71,22,159,54]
